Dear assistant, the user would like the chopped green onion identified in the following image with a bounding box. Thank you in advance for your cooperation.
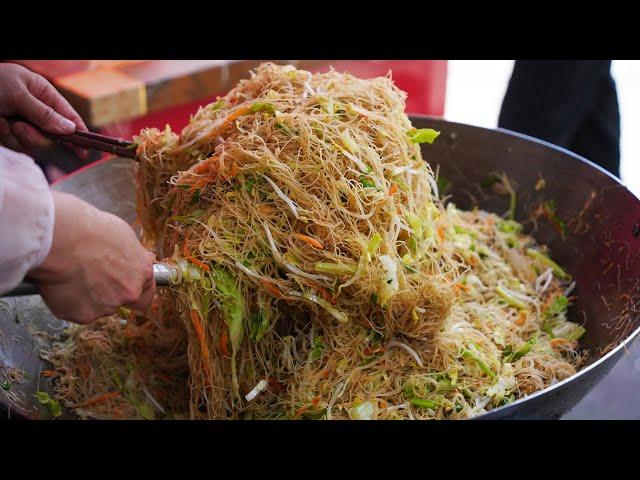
[403,262,418,273]
[454,225,478,238]
[108,368,124,389]
[209,99,226,111]
[310,336,325,361]
[367,233,382,256]
[436,176,450,194]
[138,402,156,420]
[504,336,537,363]
[496,286,528,310]
[275,122,291,135]
[35,391,62,418]
[545,295,569,318]
[245,176,257,193]
[542,200,567,238]
[526,248,569,279]
[406,213,423,238]
[562,324,586,341]
[314,262,357,276]
[250,102,276,115]
[211,265,245,352]
[461,347,496,379]
[250,309,270,341]
[359,175,376,189]
[410,398,438,409]
[507,189,517,220]
[407,128,441,144]
[481,174,501,188]
[549,322,586,341]
[497,220,523,233]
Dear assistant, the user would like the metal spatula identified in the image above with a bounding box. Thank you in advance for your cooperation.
[2,263,178,297]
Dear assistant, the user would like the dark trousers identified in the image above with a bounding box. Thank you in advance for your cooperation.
[498,60,620,177]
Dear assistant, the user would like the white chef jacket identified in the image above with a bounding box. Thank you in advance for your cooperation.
[0,145,54,293]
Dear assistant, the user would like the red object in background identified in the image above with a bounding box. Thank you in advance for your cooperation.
[308,61,447,116]
[101,60,447,141]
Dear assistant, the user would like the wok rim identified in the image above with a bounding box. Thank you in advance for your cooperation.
[409,115,640,418]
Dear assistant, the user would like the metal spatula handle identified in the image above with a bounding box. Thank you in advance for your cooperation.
[3,263,178,297]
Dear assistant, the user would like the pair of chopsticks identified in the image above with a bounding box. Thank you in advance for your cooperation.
[7,117,137,159]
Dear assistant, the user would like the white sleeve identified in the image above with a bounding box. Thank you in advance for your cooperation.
[0,146,55,294]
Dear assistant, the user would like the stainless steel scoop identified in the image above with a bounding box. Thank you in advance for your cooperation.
[3,263,179,297]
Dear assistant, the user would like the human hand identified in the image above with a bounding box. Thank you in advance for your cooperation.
[28,191,156,324]
[0,63,88,158]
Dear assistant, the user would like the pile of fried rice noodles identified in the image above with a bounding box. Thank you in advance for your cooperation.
[44,63,586,420]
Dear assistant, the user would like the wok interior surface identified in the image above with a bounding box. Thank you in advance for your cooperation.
[2,117,639,420]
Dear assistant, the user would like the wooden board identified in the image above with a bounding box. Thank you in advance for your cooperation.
[13,60,325,127]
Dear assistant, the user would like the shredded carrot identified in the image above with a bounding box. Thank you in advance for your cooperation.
[311,396,321,406]
[41,370,56,378]
[515,311,527,326]
[437,225,446,242]
[156,373,173,384]
[190,178,209,191]
[226,104,252,124]
[204,105,252,143]
[293,233,324,250]
[76,391,120,408]
[186,256,211,272]
[379,399,388,409]
[306,279,335,304]
[364,346,386,356]
[602,262,615,275]
[79,361,90,380]
[268,378,285,392]
[320,367,333,379]
[315,285,334,304]
[550,338,570,347]
[124,321,154,339]
[388,183,398,196]
[193,159,213,175]
[295,405,309,416]
[227,162,239,178]
[258,204,276,216]
[113,409,124,420]
[183,240,211,272]
[261,279,284,299]
[220,327,231,358]
[454,283,469,294]
[190,308,213,384]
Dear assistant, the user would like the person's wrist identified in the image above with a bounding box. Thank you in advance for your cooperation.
[28,191,86,283]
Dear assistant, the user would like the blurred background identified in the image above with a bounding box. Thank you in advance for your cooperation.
[446,60,640,198]
[11,59,640,419]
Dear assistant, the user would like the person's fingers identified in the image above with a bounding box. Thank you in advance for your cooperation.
[128,282,156,313]
[11,121,54,151]
[0,117,24,152]
[0,117,10,138]
[67,143,89,161]
[14,88,77,134]
[25,74,88,132]
[124,250,156,312]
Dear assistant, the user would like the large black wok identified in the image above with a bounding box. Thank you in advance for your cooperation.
[2,116,639,420]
